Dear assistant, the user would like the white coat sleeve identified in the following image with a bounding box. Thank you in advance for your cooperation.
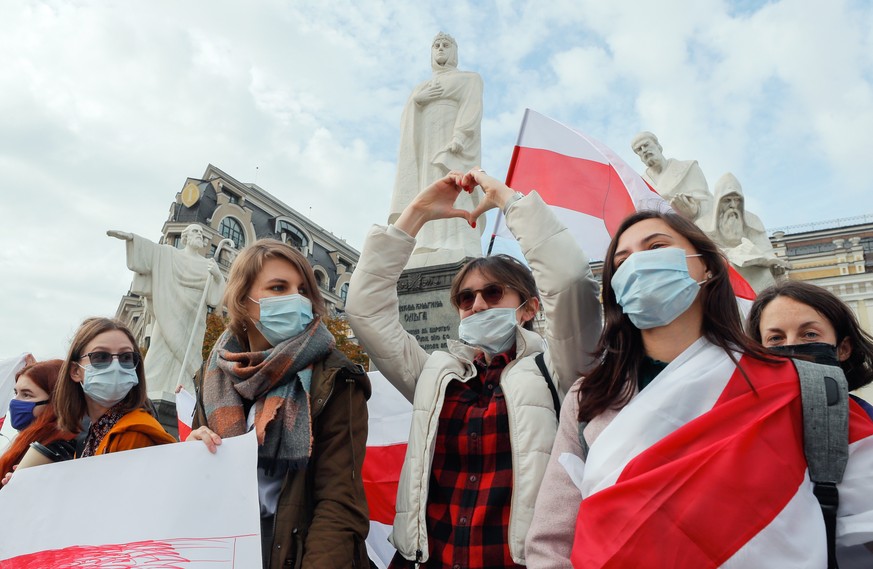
[504,191,602,396]
[345,224,430,403]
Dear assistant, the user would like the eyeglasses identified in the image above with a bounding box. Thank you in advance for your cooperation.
[453,283,513,311]
[78,351,140,370]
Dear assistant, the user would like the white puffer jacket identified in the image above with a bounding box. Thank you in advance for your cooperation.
[346,192,601,564]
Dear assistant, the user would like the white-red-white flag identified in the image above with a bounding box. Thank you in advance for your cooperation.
[363,371,412,568]
[490,109,756,302]
[175,388,196,442]
[566,341,873,567]
[491,109,658,260]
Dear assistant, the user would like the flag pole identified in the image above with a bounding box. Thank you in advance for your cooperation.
[486,212,503,256]
[488,122,527,258]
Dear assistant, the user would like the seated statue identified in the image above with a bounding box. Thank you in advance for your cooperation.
[699,173,787,292]
[631,131,713,222]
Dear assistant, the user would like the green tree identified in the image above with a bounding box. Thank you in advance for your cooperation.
[202,312,230,362]
[324,313,369,368]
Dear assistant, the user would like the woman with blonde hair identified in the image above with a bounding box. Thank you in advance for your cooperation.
[187,239,371,569]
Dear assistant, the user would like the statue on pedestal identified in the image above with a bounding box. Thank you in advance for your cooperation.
[389,32,484,266]
[699,173,787,292]
[631,131,713,222]
[108,224,226,397]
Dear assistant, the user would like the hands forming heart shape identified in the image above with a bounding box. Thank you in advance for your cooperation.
[394,167,520,238]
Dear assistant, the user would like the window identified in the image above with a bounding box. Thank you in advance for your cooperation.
[277,220,309,250]
[786,243,835,256]
[315,271,326,289]
[227,193,240,205]
[340,283,349,303]
[219,217,246,249]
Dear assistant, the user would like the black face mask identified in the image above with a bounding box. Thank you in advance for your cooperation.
[768,342,840,367]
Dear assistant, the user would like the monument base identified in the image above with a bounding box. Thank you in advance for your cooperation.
[148,390,180,440]
[403,247,469,271]
[396,257,472,353]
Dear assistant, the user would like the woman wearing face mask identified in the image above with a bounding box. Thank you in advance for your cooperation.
[0,360,76,486]
[747,280,873,416]
[346,169,601,568]
[526,210,873,568]
[53,318,175,456]
[186,239,371,569]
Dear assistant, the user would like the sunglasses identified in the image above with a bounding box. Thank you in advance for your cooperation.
[453,283,513,311]
[79,351,141,370]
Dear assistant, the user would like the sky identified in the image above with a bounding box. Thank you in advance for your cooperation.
[1,0,872,360]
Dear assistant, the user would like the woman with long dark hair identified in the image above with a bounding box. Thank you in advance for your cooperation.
[747,279,873,403]
[526,210,873,568]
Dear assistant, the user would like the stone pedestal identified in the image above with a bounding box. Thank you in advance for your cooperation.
[149,392,180,440]
[396,258,471,353]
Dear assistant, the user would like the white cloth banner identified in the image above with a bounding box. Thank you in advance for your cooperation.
[0,431,261,566]
[0,354,28,423]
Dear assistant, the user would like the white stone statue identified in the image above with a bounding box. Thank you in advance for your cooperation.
[631,131,713,222]
[108,224,225,398]
[389,31,484,267]
[699,173,787,292]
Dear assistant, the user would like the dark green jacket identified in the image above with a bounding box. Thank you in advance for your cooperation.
[195,348,371,568]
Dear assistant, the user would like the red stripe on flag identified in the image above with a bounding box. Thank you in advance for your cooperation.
[727,265,756,301]
[849,398,873,443]
[506,147,636,234]
[177,420,192,443]
[362,443,407,525]
[572,358,806,568]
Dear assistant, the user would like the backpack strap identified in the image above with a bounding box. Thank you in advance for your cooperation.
[793,358,849,569]
[535,352,561,418]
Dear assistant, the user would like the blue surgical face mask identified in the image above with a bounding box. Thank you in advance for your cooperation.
[458,304,524,355]
[250,294,314,347]
[9,398,49,431]
[79,360,139,408]
[611,247,706,330]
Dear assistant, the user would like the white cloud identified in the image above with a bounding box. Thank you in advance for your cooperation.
[1,0,871,359]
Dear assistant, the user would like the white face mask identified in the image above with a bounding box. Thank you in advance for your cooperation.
[458,302,526,355]
[249,294,313,347]
[79,360,139,407]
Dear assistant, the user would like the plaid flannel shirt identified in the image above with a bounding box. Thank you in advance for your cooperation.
[390,349,524,569]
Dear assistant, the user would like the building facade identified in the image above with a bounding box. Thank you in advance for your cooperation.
[116,163,360,351]
[771,215,873,401]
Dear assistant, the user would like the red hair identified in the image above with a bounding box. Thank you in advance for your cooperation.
[0,360,74,481]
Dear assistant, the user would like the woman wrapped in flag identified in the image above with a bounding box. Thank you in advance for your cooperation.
[526,210,873,568]
[347,168,602,567]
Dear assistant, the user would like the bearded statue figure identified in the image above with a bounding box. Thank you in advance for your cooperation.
[631,131,713,223]
[108,224,226,397]
[700,173,787,292]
